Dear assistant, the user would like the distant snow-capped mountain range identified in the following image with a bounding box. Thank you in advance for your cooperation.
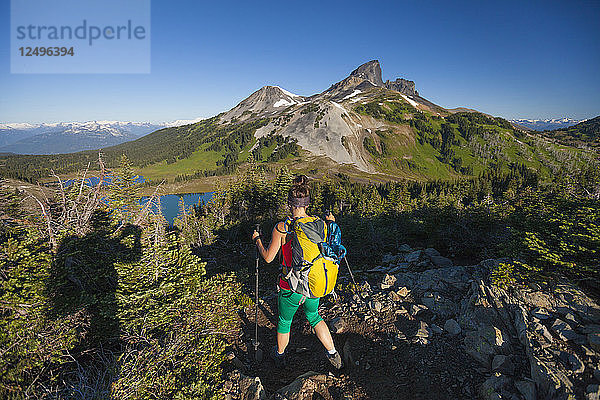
[509,118,585,131]
[0,113,587,155]
[0,118,203,155]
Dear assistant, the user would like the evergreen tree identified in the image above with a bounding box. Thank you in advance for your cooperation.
[108,155,142,226]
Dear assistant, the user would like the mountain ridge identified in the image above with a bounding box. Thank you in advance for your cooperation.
[1,60,596,185]
[509,118,585,131]
[535,116,600,150]
[0,119,204,155]
[219,60,446,173]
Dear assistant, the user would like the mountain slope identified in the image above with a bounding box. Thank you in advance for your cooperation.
[219,60,448,175]
[0,60,594,183]
[0,121,167,155]
[217,60,589,180]
[0,124,42,147]
[0,117,275,182]
[536,116,600,150]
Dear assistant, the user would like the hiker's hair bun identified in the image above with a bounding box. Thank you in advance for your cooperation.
[289,175,310,200]
[292,175,308,186]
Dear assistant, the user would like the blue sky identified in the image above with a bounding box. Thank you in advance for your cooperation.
[1,0,599,123]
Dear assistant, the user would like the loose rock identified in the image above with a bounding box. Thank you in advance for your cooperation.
[587,384,600,400]
[370,301,383,313]
[569,353,585,374]
[531,307,551,320]
[492,355,515,375]
[431,324,443,335]
[564,312,578,325]
[405,250,421,263]
[533,322,554,342]
[329,317,346,334]
[479,374,511,400]
[396,286,410,297]
[235,246,600,399]
[464,330,495,367]
[274,372,327,400]
[444,319,462,335]
[515,380,536,400]
[380,274,397,290]
[551,319,579,341]
[430,255,453,268]
[589,333,600,352]
[388,291,401,302]
[389,262,410,273]
[411,304,428,317]
[226,370,266,400]
[415,321,432,338]
[583,325,600,334]
[398,244,412,253]
[424,248,440,257]
[382,253,396,264]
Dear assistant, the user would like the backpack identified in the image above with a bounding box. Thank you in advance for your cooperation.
[281,216,339,298]
[321,220,347,262]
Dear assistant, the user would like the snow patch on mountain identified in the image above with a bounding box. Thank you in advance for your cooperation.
[168,118,204,126]
[0,123,37,130]
[330,101,347,114]
[274,86,301,98]
[401,94,420,108]
[273,98,296,108]
[343,89,362,100]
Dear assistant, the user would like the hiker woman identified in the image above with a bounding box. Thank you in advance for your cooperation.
[251,175,343,369]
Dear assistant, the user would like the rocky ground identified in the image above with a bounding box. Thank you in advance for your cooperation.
[222,245,600,399]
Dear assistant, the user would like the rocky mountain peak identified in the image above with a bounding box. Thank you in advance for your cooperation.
[348,60,418,96]
[385,78,419,96]
[248,85,301,104]
[349,60,384,86]
[221,85,304,122]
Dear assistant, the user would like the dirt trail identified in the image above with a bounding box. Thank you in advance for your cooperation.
[229,279,485,399]
[224,247,600,400]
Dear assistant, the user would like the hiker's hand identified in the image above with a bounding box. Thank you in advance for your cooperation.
[325,212,335,222]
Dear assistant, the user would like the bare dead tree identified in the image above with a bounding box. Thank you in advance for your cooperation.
[28,152,167,250]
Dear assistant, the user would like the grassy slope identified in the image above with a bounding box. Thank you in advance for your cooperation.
[139,143,223,180]
[135,102,593,189]
[539,115,600,149]
[138,133,289,182]
[354,98,591,182]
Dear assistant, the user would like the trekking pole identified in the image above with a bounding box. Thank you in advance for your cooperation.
[252,224,263,362]
[344,257,358,287]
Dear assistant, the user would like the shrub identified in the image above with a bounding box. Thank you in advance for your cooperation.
[0,162,244,399]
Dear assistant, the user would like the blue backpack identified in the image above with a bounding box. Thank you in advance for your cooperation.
[320,220,347,262]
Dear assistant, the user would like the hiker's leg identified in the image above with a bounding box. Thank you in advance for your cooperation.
[276,331,290,353]
[276,289,301,353]
[313,321,335,352]
[303,298,335,351]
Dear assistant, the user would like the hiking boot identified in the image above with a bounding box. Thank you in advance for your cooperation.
[270,345,287,368]
[326,350,343,370]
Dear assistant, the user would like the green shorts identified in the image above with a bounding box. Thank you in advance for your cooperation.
[277,288,323,334]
